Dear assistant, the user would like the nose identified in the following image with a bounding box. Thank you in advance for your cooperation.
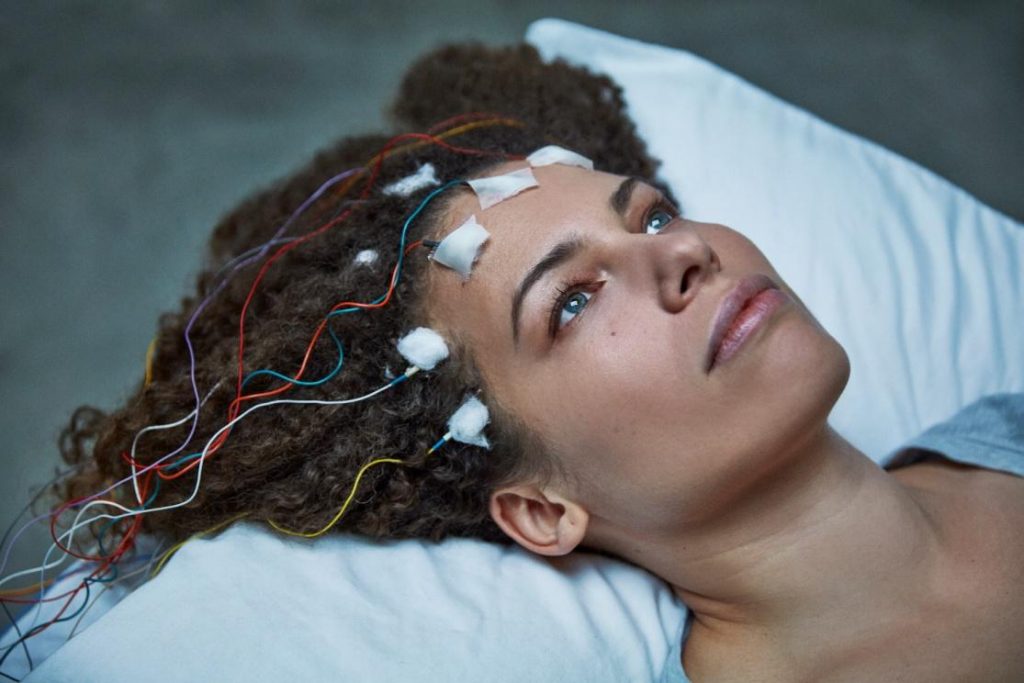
[647,224,719,313]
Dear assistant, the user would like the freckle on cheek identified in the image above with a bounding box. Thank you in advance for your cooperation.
[610,330,617,337]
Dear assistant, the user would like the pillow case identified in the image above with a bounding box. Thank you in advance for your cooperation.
[18,17,1023,683]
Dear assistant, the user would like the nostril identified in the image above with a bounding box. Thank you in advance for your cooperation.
[680,266,700,293]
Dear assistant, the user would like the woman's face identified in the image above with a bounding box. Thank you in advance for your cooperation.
[425,162,850,541]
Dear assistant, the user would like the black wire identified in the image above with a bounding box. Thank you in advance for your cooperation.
[0,602,31,673]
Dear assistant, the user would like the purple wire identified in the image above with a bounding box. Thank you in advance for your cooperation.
[176,167,361,466]
[0,168,360,579]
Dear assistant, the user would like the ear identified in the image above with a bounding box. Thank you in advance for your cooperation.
[489,484,589,557]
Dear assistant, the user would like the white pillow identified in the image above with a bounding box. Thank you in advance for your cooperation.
[23,525,682,682]
[18,17,1023,683]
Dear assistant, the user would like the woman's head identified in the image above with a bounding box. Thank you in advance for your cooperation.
[55,43,665,548]
[423,161,851,559]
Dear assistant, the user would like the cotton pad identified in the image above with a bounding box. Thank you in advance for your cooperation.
[396,327,449,371]
[448,395,491,449]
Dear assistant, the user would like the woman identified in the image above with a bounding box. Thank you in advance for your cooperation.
[44,43,1024,681]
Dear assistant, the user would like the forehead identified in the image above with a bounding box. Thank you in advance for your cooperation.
[435,161,625,240]
[422,162,635,358]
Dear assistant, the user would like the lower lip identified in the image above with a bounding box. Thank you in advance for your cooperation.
[711,288,788,369]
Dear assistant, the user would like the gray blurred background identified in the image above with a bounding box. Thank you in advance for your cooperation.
[2,1,1021,580]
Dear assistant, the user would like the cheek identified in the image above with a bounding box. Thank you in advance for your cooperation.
[535,324,697,459]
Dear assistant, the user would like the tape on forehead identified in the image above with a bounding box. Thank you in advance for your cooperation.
[429,214,490,279]
[466,167,538,210]
[526,145,594,171]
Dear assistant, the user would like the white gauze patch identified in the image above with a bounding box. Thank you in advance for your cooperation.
[466,167,538,210]
[396,327,449,371]
[448,395,491,449]
[382,163,440,196]
[526,145,594,171]
[429,214,490,279]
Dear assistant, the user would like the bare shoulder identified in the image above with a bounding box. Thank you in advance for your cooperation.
[887,456,1024,680]
[889,451,1024,503]
[891,454,1024,549]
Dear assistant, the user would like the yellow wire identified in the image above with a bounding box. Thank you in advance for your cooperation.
[144,337,157,387]
[268,457,406,539]
[150,512,249,578]
[0,576,55,598]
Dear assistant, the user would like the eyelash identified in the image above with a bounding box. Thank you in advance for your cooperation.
[546,197,680,338]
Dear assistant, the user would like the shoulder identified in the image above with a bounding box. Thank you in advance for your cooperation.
[894,455,1024,592]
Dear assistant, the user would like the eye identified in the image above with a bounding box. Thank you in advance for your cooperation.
[644,207,675,235]
[557,290,592,330]
[549,284,595,336]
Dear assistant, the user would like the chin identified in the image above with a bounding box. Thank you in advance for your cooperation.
[737,317,850,451]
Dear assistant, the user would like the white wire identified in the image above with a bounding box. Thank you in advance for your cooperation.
[127,382,220,505]
[0,367,416,593]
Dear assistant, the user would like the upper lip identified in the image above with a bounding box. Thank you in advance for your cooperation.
[705,274,779,371]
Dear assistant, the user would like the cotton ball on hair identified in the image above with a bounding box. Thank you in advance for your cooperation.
[354,246,382,266]
[448,395,491,449]
[396,327,449,371]
[353,249,378,267]
[382,163,440,197]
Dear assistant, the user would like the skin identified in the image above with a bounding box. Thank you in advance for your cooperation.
[423,162,993,680]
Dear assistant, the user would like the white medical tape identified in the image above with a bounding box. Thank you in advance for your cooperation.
[429,214,490,279]
[526,145,594,171]
[382,163,440,196]
[466,167,538,210]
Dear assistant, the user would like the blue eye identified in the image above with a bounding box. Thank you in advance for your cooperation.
[557,290,592,329]
[645,208,674,234]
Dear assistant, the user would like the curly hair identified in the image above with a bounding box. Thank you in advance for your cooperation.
[54,43,673,549]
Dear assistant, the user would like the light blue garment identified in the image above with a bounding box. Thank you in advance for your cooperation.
[658,392,1024,682]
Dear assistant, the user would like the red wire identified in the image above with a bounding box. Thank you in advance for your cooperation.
[161,132,518,480]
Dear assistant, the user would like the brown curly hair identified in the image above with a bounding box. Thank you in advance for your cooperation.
[55,43,675,549]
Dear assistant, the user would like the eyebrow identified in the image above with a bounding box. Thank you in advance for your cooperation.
[510,176,643,346]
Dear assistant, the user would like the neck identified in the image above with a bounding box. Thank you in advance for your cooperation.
[617,426,950,677]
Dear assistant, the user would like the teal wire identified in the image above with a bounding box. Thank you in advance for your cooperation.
[237,179,462,389]
[241,324,345,388]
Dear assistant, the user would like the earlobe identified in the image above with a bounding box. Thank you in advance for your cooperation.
[489,485,589,557]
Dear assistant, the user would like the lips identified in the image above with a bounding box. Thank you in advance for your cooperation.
[705,274,779,371]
